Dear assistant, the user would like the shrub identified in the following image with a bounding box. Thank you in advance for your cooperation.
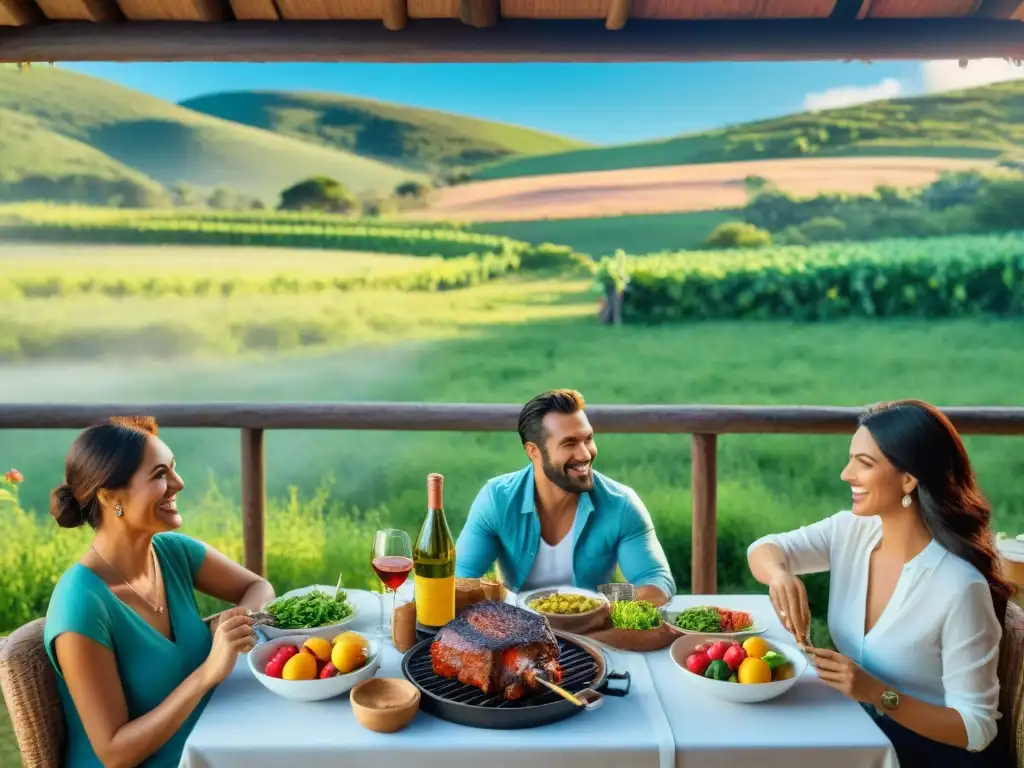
[703,221,771,249]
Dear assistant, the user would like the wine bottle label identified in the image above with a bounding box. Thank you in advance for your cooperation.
[415,574,455,627]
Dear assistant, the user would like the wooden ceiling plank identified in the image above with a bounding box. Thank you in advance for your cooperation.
[408,0,458,17]
[275,0,379,19]
[461,0,497,25]
[35,0,118,20]
[381,0,408,28]
[501,0,604,19]
[117,0,224,19]
[228,0,278,19]
[632,0,836,19]
[4,18,1024,61]
[862,0,981,17]
[1013,1,1024,19]
[0,0,42,24]
[605,0,628,28]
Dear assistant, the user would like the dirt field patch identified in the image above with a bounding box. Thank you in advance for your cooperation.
[416,157,993,222]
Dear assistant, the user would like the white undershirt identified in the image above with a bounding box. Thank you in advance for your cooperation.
[521,532,575,591]
[748,510,1002,753]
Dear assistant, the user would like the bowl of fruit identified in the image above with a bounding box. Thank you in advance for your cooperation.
[669,634,807,704]
[248,630,380,702]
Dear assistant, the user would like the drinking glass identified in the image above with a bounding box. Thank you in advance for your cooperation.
[370,529,413,642]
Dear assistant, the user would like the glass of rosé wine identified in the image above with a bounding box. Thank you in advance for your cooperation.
[370,528,413,642]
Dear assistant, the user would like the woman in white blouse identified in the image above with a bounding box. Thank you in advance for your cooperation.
[747,399,1012,766]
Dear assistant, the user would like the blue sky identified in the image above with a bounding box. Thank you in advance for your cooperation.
[62,60,1019,145]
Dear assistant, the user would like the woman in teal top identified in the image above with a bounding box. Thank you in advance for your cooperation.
[44,416,275,768]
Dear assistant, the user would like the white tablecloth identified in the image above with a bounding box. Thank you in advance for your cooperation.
[180,589,898,768]
[180,586,671,768]
[653,595,899,768]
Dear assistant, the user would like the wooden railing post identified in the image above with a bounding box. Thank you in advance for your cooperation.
[691,433,717,595]
[241,427,266,577]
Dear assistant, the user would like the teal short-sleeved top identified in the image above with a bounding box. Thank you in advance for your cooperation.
[43,532,214,768]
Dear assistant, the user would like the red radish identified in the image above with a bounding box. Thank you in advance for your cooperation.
[272,645,299,664]
[264,656,286,678]
[706,641,730,661]
[319,662,339,679]
[693,643,707,653]
[685,651,711,676]
[722,644,747,671]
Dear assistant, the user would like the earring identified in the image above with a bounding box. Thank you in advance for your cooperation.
[115,503,123,517]
[901,494,912,508]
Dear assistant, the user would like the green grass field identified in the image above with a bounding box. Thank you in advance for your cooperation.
[470,210,734,257]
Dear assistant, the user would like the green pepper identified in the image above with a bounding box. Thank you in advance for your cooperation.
[704,660,732,681]
[761,650,788,670]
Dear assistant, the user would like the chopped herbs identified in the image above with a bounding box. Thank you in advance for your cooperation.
[673,606,722,633]
[264,589,353,629]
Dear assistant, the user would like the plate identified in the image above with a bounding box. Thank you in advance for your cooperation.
[663,606,768,638]
[248,633,380,701]
[669,634,808,704]
[258,585,360,639]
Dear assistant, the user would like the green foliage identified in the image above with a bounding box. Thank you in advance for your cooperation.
[179,90,587,176]
[973,178,1024,231]
[703,221,771,249]
[597,233,1024,323]
[278,177,359,214]
[474,80,1024,180]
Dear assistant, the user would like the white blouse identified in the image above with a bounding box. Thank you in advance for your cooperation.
[748,510,1003,753]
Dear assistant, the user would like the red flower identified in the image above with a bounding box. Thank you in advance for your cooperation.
[4,469,23,484]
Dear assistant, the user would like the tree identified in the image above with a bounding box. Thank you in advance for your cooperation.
[278,177,358,214]
[394,180,429,199]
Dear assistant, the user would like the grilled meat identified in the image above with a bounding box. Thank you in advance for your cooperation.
[430,600,563,700]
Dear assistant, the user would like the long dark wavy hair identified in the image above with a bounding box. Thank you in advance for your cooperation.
[859,399,1011,623]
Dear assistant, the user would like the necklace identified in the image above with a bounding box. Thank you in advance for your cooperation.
[91,544,165,615]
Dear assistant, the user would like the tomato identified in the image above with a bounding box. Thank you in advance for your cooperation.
[706,641,731,661]
[722,644,747,671]
[685,651,711,676]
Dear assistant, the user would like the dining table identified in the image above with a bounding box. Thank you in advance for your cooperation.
[179,586,898,768]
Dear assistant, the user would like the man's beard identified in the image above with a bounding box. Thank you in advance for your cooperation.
[540,448,593,493]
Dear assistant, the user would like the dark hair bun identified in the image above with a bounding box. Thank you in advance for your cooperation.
[51,484,85,529]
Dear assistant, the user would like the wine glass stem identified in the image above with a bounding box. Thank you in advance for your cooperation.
[379,588,387,639]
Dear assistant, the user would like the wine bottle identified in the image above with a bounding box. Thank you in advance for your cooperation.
[413,473,456,634]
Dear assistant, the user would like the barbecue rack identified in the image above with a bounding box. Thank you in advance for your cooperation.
[401,634,630,729]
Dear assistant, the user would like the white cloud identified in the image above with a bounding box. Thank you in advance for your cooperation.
[920,58,1024,93]
[802,77,904,112]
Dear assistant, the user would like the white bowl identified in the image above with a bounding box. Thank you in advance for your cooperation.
[518,585,609,614]
[258,585,359,640]
[669,634,808,704]
[248,634,381,702]
[664,606,768,639]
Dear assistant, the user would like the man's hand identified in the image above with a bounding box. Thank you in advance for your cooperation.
[809,647,883,704]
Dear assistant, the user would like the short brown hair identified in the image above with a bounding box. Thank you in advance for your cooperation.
[517,390,585,446]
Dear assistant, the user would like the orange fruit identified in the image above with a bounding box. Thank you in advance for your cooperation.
[330,631,369,674]
[741,636,770,660]
[301,637,332,662]
[773,663,795,681]
[737,657,772,685]
[282,651,317,681]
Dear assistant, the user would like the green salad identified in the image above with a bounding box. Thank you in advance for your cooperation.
[265,589,354,629]
[673,605,721,633]
[609,600,662,630]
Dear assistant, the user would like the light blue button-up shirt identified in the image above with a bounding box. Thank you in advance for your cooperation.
[454,464,676,598]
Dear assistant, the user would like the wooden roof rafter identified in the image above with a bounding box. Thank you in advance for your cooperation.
[4,0,1024,62]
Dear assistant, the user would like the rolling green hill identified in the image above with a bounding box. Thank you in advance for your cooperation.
[179,90,588,175]
[0,68,420,203]
[472,80,1024,181]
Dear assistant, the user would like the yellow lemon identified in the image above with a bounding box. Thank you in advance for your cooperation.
[301,637,332,662]
[737,657,772,685]
[330,631,369,674]
[282,651,317,681]
[741,636,771,660]
[331,630,363,646]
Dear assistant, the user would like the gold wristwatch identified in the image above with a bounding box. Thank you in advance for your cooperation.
[879,689,900,712]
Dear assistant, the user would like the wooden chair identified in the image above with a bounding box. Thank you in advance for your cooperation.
[0,618,64,768]
[999,600,1024,766]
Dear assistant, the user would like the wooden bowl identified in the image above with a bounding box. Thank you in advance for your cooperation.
[350,677,421,733]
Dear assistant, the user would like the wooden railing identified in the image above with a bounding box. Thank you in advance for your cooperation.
[4,402,1024,593]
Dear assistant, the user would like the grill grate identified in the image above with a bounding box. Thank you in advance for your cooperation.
[405,637,599,709]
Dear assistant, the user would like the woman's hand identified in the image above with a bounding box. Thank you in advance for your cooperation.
[201,612,254,688]
[207,606,249,635]
[810,647,882,703]
[767,571,811,644]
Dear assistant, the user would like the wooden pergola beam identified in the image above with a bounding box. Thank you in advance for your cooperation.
[3,18,1024,61]
[381,0,408,30]
[605,0,629,30]
[0,0,42,25]
[459,0,497,28]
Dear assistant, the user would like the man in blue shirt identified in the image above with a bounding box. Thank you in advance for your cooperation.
[455,389,676,605]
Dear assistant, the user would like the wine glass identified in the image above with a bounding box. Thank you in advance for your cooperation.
[370,529,413,643]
